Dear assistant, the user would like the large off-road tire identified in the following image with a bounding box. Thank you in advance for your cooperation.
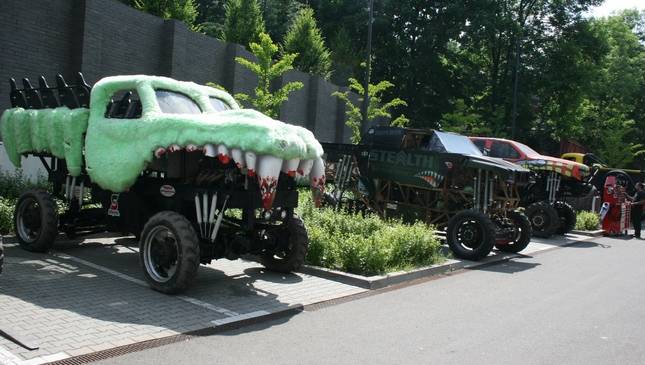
[554,201,577,235]
[496,210,532,253]
[139,211,200,294]
[14,189,58,252]
[525,201,559,238]
[447,210,496,261]
[261,216,309,273]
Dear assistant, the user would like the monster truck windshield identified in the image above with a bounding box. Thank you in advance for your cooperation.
[514,141,541,158]
[209,96,232,112]
[156,90,201,114]
[429,131,483,156]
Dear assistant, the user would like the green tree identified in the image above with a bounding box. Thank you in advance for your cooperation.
[333,77,408,144]
[264,0,303,43]
[283,7,332,79]
[223,0,265,47]
[132,0,200,29]
[235,32,303,118]
[571,10,645,167]
[195,0,227,37]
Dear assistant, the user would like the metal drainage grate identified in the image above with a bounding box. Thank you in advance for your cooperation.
[44,306,304,365]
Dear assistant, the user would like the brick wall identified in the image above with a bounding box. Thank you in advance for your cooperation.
[0,0,354,144]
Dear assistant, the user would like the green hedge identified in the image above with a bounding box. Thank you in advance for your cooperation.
[0,198,12,235]
[0,171,445,275]
[297,193,444,276]
[575,211,600,231]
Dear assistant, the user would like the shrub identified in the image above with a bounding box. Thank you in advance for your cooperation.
[0,170,61,234]
[297,192,444,276]
[0,170,49,200]
[0,198,13,235]
[575,211,600,231]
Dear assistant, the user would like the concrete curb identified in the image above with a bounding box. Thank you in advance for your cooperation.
[300,233,596,290]
[300,251,521,290]
[570,229,604,237]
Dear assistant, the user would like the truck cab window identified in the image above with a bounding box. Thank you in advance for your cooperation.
[490,141,520,159]
[105,90,142,119]
[156,90,201,114]
[209,96,231,112]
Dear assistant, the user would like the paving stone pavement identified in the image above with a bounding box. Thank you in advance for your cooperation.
[0,234,366,364]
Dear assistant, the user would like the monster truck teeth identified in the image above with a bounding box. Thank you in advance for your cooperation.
[154,147,166,158]
[297,159,314,176]
[169,144,181,153]
[310,157,326,207]
[231,148,245,169]
[257,155,283,210]
[216,145,230,164]
[186,144,199,152]
[204,144,216,157]
[245,151,257,177]
[282,159,300,177]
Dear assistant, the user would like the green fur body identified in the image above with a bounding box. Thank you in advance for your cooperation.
[0,75,323,192]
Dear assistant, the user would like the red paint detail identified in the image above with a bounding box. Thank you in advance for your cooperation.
[287,170,296,177]
[259,176,279,210]
[247,169,256,177]
[297,168,304,175]
[217,154,231,164]
[419,175,436,185]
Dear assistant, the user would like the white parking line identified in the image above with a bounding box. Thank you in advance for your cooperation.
[211,310,271,326]
[0,347,69,365]
[52,252,240,317]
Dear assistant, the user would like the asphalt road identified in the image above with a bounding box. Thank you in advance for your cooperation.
[96,236,645,365]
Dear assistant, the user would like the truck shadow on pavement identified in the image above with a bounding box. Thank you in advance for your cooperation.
[470,260,541,274]
[564,240,612,249]
[0,236,306,346]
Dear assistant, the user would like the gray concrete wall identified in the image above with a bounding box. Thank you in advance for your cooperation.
[0,0,355,145]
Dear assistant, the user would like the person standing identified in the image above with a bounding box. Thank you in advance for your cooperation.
[631,183,645,238]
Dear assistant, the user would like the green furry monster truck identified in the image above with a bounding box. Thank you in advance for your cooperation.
[1,73,325,293]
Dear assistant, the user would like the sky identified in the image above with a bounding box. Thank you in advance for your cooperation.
[587,0,645,18]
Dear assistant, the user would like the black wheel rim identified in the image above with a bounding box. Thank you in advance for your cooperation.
[17,197,42,243]
[454,219,484,250]
[144,226,179,283]
[531,210,548,230]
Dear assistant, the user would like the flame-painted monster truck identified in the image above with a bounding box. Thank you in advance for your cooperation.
[561,152,644,195]
[323,126,532,261]
[1,73,325,293]
[470,137,593,238]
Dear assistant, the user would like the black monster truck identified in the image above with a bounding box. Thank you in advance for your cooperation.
[323,127,533,261]
[1,74,325,293]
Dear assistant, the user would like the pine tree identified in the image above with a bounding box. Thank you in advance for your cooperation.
[235,33,303,118]
[333,77,408,144]
[133,0,199,29]
[283,7,332,80]
[264,0,302,43]
[222,0,265,47]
